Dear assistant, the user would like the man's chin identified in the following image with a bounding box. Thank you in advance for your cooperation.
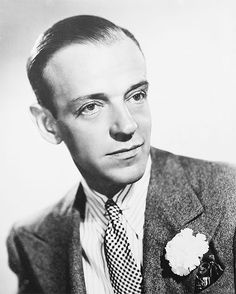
[108,164,147,186]
[109,151,150,185]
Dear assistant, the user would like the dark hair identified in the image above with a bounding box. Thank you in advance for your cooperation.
[27,15,142,117]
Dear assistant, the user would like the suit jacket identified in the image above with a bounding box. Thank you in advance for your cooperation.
[7,148,236,293]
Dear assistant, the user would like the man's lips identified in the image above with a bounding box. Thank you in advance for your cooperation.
[106,143,144,156]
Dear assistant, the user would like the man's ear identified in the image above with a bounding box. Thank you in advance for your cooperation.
[30,104,62,144]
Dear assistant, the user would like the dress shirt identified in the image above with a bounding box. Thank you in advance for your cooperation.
[80,157,151,294]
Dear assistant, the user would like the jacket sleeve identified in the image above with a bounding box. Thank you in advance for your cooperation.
[6,226,42,294]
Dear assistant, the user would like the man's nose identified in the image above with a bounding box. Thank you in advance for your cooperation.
[109,104,138,142]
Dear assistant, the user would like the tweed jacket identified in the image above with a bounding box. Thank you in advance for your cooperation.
[7,148,236,293]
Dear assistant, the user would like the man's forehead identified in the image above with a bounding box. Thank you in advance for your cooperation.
[43,38,146,102]
[45,38,145,74]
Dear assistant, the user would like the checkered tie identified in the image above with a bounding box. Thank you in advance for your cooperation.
[104,199,142,294]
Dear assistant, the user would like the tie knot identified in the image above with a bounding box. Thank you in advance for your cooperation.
[105,199,122,221]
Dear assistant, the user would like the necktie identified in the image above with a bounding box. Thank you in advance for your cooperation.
[104,199,142,294]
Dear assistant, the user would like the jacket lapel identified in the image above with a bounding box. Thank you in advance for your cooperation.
[69,184,87,294]
[20,210,75,293]
[18,232,69,294]
[142,148,218,293]
[23,184,87,294]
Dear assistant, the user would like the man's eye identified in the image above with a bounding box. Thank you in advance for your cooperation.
[128,91,147,103]
[76,102,102,117]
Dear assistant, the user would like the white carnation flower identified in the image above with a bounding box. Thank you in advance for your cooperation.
[165,228,209,276]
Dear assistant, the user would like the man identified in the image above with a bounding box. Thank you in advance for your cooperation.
[7,15,236,293]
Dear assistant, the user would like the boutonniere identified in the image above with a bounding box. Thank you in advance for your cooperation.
[165,228,209,276]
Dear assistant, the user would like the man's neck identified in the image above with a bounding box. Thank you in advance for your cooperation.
[81,178,126,199]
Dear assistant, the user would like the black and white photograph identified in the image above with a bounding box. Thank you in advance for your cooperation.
[1,0,236,293]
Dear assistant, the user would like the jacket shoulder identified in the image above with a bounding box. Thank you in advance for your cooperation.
[177,153,236,196]
[151,147,236,192]
[151,147,236,207]
[7,183,79,250]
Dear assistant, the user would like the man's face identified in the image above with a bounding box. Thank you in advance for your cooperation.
[43,37,152,193]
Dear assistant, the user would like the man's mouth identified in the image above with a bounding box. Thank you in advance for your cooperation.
[107,143,144,158]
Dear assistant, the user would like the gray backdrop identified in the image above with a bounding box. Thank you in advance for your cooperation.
[1,0,236,293]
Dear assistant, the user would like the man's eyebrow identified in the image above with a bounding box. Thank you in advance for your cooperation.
[70,93,107,104]
[70,80,149,105]
[124,80,149,96]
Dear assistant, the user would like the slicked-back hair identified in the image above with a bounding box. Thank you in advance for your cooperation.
[27,15,142,117]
